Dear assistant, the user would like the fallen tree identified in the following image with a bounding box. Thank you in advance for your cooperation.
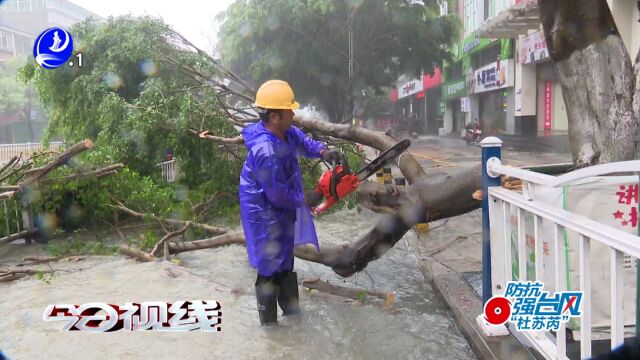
[161,32,587,278]
[19,8,632,281]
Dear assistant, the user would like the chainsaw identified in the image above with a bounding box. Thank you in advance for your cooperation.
[308,139,411,215]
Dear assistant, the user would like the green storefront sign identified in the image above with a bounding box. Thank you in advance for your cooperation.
[442,78,467,100]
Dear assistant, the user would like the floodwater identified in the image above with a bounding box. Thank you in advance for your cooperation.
[0,209,476,360]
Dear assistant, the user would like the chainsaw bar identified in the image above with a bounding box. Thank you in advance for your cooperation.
[355,139,411,181]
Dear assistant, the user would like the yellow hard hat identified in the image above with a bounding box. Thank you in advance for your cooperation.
[254,80,300,110]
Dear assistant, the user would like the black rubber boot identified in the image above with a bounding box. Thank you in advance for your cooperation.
[255,275,278,325]
[277,271,301,315]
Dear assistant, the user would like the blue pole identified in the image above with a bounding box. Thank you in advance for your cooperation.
[481,137,503,305]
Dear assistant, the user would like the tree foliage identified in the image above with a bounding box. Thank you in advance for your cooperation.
[217,0,458,123]
[0,56,28,116]
[14,15,360,235]
[13,16,255,232]
[19,16,243,191]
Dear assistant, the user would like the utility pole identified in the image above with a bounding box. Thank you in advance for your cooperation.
[348,6,355,125]
[348,8,353,79]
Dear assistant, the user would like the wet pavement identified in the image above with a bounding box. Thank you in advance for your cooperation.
[0,135,573,360]
[0,209,477,360]
[402,135,572,360]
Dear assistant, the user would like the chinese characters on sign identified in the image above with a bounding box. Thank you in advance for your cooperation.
[519,31,548,65]
[461,97,470,113]
[544,81,553,130]
[471,59,514,94]
[398,78,423,99]
[447,81,465,97]
[483,281,582,331]
[613,184,639,227]
[43,301,222,332]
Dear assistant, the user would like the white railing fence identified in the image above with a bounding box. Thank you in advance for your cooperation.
[481,137,640,360]
[0,142,64,163]
[157,159,178,183]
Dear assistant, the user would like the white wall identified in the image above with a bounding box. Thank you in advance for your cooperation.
[444,105,454,134]
[514,60,537,117]
[608,0,640,58]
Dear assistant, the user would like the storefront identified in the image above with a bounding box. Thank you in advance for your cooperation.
[518,30,568,136]
[442,77,468,136]
[468,58,515,135]
[394,77,425,134]
[390,69,442,135]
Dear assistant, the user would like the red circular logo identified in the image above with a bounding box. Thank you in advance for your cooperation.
[483,296,511,325]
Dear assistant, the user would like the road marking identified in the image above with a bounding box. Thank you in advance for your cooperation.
[408,151,457,167]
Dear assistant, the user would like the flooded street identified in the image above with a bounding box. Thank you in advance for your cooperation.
[0,208,476,360]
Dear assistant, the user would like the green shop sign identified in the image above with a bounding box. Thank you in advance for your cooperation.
[442,78,467,100]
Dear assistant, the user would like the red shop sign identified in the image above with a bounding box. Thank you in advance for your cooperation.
[544,81,553,130]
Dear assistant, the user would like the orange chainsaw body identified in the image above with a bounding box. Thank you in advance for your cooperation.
[312,164,360,214]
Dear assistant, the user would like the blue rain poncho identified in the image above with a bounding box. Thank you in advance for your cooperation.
[239,120,326,276]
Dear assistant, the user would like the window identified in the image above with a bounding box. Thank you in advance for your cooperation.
[32,0,45,10]
[0,32,9,50]
[473,43,502,68]
[464,0,476,36]
[1,0,17,11]
[450,62,463,79]
[16,0,31,11]
[440,0,449,16]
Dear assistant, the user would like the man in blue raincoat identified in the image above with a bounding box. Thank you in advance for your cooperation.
[239,79,340,325]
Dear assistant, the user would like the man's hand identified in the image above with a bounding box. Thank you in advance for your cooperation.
[321,148,341,164]
[304,190,324,208]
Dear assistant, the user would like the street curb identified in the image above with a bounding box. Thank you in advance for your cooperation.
[423,263,541,360]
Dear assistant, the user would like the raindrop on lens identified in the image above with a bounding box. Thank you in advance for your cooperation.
[139,60,158,76]
[346,0,364,9]
[264,240,281,257]
[319,73,332,86]
[268,55,283,70]
[239,22,253,38]
[375,214,397,234]
[266,16,280,31]
[36,212,58,236]
[103,71,123,89]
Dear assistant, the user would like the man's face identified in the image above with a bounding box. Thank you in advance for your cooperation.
[270,109,295,133]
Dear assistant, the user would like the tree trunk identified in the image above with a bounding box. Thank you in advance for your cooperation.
[538,0,639,165]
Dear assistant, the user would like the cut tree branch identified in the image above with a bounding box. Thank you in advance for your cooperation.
[112,202,227,235]
[168,232,245,254]
[118,245,156,262]
[41,163,124,183]
[188,128,244,144]
[19,139,94,186]
[151,222,191,257]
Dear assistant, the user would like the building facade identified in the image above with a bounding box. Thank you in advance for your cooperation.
[0,0,99,143]
[390,70,443,135]
[401,0,640,140]
[475,0,640,139]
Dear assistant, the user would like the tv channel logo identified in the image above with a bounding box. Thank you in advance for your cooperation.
[33,27,74,69]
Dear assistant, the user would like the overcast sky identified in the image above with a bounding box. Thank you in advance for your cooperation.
[70,0,236,53]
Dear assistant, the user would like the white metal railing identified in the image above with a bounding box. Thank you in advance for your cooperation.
[1,198,23,237]
[157,159,178,183]
[485,153,640,359]
[0,142,64,163]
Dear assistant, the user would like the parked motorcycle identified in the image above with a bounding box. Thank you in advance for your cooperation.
[463,127,482,146]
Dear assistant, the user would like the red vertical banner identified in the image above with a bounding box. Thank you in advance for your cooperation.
[544,81,553,130]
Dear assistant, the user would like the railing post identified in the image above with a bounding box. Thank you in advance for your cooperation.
[637,174,640,341]
[481,136,503,304]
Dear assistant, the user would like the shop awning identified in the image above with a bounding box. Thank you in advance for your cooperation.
[475,0,541,38]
